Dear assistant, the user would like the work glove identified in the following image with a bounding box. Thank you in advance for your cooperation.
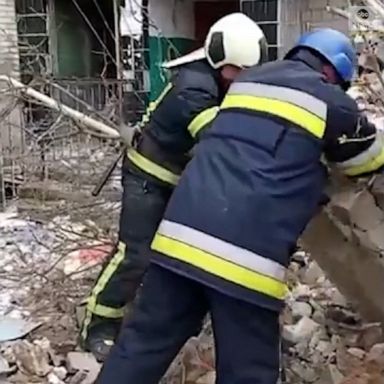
[119,124,141,147]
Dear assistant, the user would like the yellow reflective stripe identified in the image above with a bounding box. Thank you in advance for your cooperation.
[152,233,287,300]
[91,303,125,319]
[188,106,219,138]
[127,148,180,185]
[157,219,286,281]
[228,82,327,120]
[139,83,173,128]
[221,94,326,139]
[336,133,384,176]
[341,147,384,176]
[81,242,126,341]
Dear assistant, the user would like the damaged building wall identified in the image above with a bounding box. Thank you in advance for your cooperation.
[302,0,349,32]
[0,0,23,173]
[0,0,20,78]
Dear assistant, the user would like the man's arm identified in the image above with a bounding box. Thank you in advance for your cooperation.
[173,65,220,141]
[323,97,384,176]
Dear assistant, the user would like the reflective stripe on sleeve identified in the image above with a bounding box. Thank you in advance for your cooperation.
[221,82,327,139]
[188,106,219,138]
[335,132,384,176]
[127,148,180,185]
[152,220,288,300]
[138,83,173,128]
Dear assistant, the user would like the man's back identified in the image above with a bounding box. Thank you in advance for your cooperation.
[159,59,355,265]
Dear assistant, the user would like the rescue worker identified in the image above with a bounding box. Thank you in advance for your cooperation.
[80,12,268,361]
[96,28,384,384]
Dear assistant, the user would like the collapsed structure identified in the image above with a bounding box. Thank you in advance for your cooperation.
[302,0,384,325]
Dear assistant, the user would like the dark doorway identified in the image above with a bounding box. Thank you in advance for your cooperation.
[193,1,239,48]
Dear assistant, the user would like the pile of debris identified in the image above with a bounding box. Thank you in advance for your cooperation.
[1,234,383,384]
[3,2,384,383]
[0,209,115,383]
[283,253,384,384]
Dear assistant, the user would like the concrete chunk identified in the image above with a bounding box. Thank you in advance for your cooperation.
[302,178,384,324]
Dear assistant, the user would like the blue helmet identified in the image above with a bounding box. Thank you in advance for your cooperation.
[287,28,357,83]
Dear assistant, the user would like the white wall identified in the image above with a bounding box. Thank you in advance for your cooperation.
[148,0,227,39]
[149,0,195,38]
[0,0,20,77]
[120,0,143,36]
[0,0,23,163]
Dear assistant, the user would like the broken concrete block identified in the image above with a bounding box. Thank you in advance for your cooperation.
[52,367,67,380]
[357,324,383,351]
[347,348,366,360]
[290,302,313,320]
[66,352,100,384]
[290,361,318,382]
[366,343,384,369]
[196,371,216,384]
[12,340,51,378]
[47,372,65,384]
[301,262,324,285]
[302,206,384,323]
[315,365,344,384]
[283,317,320,344]
[330,189,383,231]
[371,175,384,210]
[0,355,13,379]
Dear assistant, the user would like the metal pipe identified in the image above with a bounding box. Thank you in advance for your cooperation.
[0,75,120,139]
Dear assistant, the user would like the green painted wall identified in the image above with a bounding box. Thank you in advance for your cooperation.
[55,1,92,78]
[149,37,195,100]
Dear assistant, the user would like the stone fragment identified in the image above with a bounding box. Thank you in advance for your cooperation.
[331,190,383,231]
[337,343,365,375]
[283,317,320,344]
[316,340,335,357]
[329,289,348,308]
[290,361,318,382]
[52,367,67,380]
[12,340,51,377]
[66,352,100,384]
[301,262,324,285]
[196,371,216,384]
[47,372,65,384]
[290,301,313,320]
[371,175,384,210]
[347,348,366,360]
[366,343,384,371]
[357,324,383,351]
[315,364,344,384]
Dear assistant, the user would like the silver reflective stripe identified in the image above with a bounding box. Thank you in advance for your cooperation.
[228,82,327,119]
[157,220,287,282]
[336,132,383,169]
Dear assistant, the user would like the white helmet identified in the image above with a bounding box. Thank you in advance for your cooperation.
[163,13,268,69]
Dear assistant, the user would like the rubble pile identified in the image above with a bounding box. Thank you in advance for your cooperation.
[282,252,384,384]
[1,235,383,384]
[0,209,113,383]
[4,4,384,382]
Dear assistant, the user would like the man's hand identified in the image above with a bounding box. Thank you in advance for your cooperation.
[120,124,141,147]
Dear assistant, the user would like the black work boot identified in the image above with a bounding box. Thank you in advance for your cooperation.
[81,317,121,362]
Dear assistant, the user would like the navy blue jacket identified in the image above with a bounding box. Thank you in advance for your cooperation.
[151,52,383,311]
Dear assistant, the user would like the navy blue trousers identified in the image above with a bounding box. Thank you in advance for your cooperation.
[96,264,281,384]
